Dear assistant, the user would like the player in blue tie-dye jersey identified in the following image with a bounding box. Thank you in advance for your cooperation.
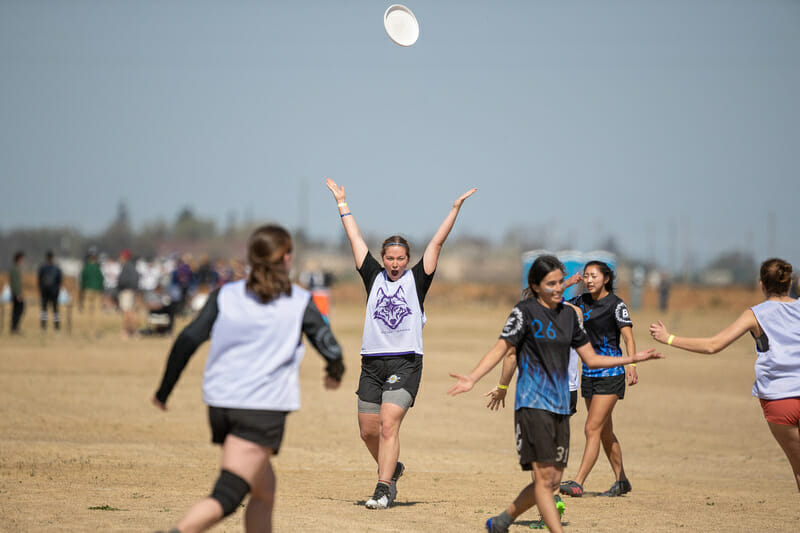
[448,255,662,533]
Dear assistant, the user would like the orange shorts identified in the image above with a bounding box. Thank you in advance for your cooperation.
[759,397,800,426]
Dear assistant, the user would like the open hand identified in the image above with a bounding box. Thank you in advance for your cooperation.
[447,372,475,396]
[453,188,477,209]
[325,178,346,203]
[631,348,663,363]
[484,387,507,410]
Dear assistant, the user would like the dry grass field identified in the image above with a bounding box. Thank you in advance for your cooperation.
[1,283,799,532]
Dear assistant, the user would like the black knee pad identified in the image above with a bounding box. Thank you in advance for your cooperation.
[210,469,251,517]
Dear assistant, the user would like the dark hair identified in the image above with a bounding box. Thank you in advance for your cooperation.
[584,260,615,293]
[246,225,293,303]
[13,250,24,262]
[45,250,54,261]
[760,258,793,296]
[381,235,410,260]
[522,255,565,300]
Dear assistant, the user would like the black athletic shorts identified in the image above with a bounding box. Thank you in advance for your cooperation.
[208,406,288,453]
[515,407,570,470]
[581,373,626,400]
[357,354,423,406]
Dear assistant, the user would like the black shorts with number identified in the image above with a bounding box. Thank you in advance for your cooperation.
[581,373,626,399]
[208,406,288,454]
[357,354,423,406]
[515,407,570,470]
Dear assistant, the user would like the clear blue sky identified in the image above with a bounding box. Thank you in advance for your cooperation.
[1,0,798,271]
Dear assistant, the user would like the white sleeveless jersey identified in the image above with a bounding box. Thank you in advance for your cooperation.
[202,280,310,410]
[361,269,425,356]
[750,299,800,400]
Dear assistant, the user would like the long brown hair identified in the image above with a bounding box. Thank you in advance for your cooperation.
[246,225,293,303]
[760,258,793,296]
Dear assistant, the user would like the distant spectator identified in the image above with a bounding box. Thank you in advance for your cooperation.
[80,248,104,313]
[38,250,63,331]
[659,273,672,311]
[9,251,25,334]
[214,259,234,287]
[101,254,120,311]
[137,257,162,294]
[171,255,194,315]
[195,254,218,291]
[117,249,140,339]
[140,284,175,337]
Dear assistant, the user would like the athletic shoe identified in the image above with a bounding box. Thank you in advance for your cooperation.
[388,461,405,504]
[365,482,392,509]
[486,517,508,533]
[554,494,565,516]
[391,461,405,482]
[529,495,565,529]
[559,480,584,497]
[600,479,632,497]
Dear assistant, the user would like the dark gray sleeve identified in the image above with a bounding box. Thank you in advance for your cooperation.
[154,289,220,403]
[302,298,345,381]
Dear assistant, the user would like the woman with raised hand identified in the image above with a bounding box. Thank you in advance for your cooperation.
[560,260,638,498]
[650,257,800,492]
[326,177,475,510]
[152,225,345,533]
[448,255,661,533]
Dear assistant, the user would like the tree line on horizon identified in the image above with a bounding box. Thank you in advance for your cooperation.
[1,202,758,285]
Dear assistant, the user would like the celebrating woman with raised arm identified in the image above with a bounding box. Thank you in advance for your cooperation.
[650,258,800,492]
[326,177,476,510]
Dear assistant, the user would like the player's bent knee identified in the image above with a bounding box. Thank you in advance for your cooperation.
[210,469,251,517]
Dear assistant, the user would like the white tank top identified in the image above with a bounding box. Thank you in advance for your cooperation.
[361,269,425,356]
[750,299,800,400]
[202,280,310,410]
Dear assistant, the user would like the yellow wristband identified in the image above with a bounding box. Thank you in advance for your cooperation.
[337,202,347,208]
[629,363,637,367]
[667,334,675,345]
[497,384,508,390]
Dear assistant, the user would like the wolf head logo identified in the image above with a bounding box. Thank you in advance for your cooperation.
[373,286,412,329]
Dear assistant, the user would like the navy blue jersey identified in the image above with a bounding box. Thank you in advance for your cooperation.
[568,293,632,378]
[500,298,589,415]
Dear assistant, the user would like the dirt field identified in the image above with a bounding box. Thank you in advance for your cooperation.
[1,285,799,532]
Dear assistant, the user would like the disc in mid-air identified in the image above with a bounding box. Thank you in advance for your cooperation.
[384,4,419,47]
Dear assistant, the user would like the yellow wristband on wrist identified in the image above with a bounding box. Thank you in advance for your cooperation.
[337,202,347,208]
[667,334,675,345]
[629,363,637,367]
[497,384,508,390]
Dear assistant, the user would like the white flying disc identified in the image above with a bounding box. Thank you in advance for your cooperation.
[384,4,419,47]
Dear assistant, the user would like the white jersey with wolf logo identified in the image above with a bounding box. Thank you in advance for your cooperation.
[361,266,425,357]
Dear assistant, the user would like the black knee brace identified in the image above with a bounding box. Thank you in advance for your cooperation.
[210,469,251,517]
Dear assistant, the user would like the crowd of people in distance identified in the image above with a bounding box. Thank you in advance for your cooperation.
[5,247,248,339]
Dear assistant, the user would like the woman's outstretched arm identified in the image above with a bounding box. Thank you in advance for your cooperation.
[422,188,477,275]
[649,310,760,354]
[326,178,369,269]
